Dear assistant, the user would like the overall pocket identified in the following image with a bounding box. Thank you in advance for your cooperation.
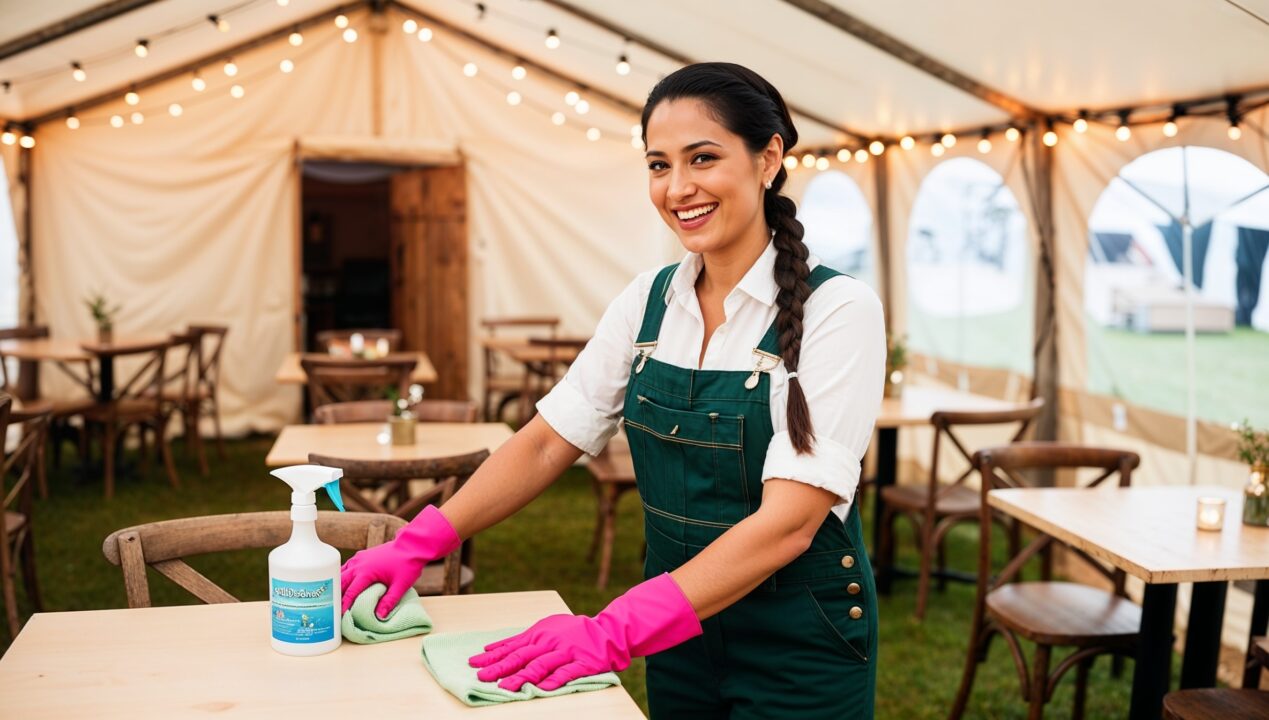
[803,583,872,664]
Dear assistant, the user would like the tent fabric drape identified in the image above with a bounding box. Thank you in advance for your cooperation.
[1235,226,1269,325]
[1,143,30,323]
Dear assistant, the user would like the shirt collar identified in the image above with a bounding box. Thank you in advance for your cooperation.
[666,240,779,308]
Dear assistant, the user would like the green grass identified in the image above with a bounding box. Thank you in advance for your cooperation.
[906,302,1034,376]
[1,438,1179,717]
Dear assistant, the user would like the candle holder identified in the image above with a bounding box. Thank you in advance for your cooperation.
[1196,496,1226,532]
[388,411,416,446]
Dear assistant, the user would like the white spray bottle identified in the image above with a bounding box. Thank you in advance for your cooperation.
[268,465,346,656]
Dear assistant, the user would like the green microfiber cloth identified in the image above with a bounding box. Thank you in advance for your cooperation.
[341,584,433,644]
[421,627,622,707]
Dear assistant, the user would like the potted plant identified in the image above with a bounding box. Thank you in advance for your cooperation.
[1237,419,1269,526]
[84,292,121,344]
[884,334,908,399]
[385,384,425,446]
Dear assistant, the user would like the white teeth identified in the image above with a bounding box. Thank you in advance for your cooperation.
[676,203,717,220]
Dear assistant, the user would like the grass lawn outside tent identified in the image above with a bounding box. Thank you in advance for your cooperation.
[0,437,1180,717]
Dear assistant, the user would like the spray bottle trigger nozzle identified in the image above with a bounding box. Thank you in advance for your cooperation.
[323,480,345,512]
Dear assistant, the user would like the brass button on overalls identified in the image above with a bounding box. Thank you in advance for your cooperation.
[840,554,855,569]
[847,582,861,595]
[849,606,864,620]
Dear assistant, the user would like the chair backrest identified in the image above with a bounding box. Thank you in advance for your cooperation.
[2,400,48,553]
[88,339,172,403]
[300,355,417,411]
[307,450,490,596]
[973,442,1140,600]
[187,324,228,400]
[313,399,480,424]
[481,316,559,380]
[101,511,407,608]
[927,397,1045,492]
[160,331,199,401]
[315,328,402,353]
[0,325,49,400]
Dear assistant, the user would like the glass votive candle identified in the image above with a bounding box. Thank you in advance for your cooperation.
[376,337,390,356]
[349,332,365,355]
[1196,496,1226,531]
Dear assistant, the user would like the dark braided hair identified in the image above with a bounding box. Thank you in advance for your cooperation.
[641,63,816,454]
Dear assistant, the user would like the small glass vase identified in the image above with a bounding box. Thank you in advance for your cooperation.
[1243,464,1269,527]
[388,413,416,446]
[97,325,113,344]
[883,369,904,399]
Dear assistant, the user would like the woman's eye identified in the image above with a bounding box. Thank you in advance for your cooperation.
[691,153,716,164]
[648,161,668,171]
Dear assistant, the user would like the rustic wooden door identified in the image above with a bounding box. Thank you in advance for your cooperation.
[389,165,468,400]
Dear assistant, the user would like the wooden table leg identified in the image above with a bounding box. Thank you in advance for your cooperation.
[873,426,897,595]
[1181,581,1228,688]
[1243,579,1269,689]
[1130,582,1177,720]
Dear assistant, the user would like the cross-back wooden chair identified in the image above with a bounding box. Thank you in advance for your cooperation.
[312,399,480,424]
[0,325,88,490]
[307,450,489,596]
[101,511,406,608]
[0,325,49,400]
[315,328,402,354]
[879,397,1044,620]
[949,442,1142,720]
[519,336,589,422]
[300,356,416,415]
[1,395,48,635]
[81,339,180,499]
[186,324,229,465]
[480,316,558,421]
[153,331,205,474]
[1160,634,1269,718]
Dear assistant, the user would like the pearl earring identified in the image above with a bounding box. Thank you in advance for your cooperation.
[764,179,773,190]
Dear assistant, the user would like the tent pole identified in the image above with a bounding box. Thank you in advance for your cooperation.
[19,144,34,325]
[0,0,164,62]
[1030,130,1058,444]
[1181,148,1197,485]
[872,151,892,329]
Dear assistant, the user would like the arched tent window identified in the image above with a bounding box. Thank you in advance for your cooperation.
[0,157,17,330]
[906,158,1032,375]
[1085,146,1269,426]
[797,170,874,288]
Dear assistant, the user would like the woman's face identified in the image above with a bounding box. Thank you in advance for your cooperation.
[644,99,778,256]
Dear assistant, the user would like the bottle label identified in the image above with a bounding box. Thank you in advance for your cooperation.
[271,578,335,644]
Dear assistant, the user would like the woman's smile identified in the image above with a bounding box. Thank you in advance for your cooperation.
[672,202,719,231]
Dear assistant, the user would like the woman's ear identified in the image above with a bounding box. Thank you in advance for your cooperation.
[761,133,785,183]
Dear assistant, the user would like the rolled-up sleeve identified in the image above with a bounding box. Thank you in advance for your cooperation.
[761,278,886,508]
[536,272,650,456]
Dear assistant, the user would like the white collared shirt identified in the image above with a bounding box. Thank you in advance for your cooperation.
[537,241,886,519]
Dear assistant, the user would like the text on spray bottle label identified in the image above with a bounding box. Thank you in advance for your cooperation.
[271,578,335,643]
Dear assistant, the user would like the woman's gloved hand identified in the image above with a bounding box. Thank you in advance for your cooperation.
[468,573,702,691]
[340,505,461,619]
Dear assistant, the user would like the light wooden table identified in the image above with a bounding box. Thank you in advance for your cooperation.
[274,352,439,385]
[0,335,169,403]
[989,485,1269,720]
[0,591,644,719]
[266,421,514,466]
[871,386,1030,593]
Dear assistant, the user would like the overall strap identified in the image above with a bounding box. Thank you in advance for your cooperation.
[636,263,680,344]
[755,264,844,355]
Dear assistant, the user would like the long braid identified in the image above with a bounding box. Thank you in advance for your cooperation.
[766,168,816,453]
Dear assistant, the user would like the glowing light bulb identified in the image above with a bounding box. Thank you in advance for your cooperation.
[631,124,642,137]
[135,40,149,58]
[1115,124,1131,142]
[334,14,348,29]
[837,148,851,162]
[545,29,560,49]
[940,133,956,147]
[168,103,183,117]
[551,112,565,125]
[71,63,86,82]
[192,74,206,92]
[403,19,418,34]
[0,131,14,145]
[1228,124,1242,141]
[931,142,945,157]
[215,17,230,32]
[1042,130,1058,146]
[463,62,477,77]
[564,91,579,106]
[289,32,303,46]
[224,60,238,77]
[869,140,885,156]
[110,115,124,128]
[899,135,915,150]
[616,54,630,76]
[1073,117,1088,133]
[815,156,829,171]
[783,156,798,170]
[506,91,521,106]
[66,115,80,130]
[125,91,139,106]
[343,28,357,43]
[277,0,289,6]
[230,84,245,99]
[130,111,144,124]
[280,59,294,73]
[1005,127,1020,142]
[854,148,869,163]
[18,135,34,149]
[1162,120,1177,138]
[574,100,590,115]
[512,65,526,80]
[801,153,815,168]
[586,127,600,141]
[977,137,992,153]
[631,136,644,150]
[417,27,432,42]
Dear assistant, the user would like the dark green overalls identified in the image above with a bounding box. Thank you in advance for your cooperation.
[623,263,878,719]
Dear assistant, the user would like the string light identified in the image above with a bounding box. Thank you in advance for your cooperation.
[586,127,600,141]
[66,114,80,130]
[869,140,885,155]
[1115,110,1131,141]
[801,153,815,168]
[899,135,915,150]
[289,31,303,46]
[110,115,124,128]
[343,28,358,43]
[230,84,245,99]
[18,134,34,149]
[134,39,149,58]
[1162,105,1181,138]
[815,156,830,171]
[125,90,140,106]
[168,103,183,117]
[1042,125,1058,147]
[631,136,644,150]
[209,15,230,32]
[223,59,238,76]
[631,124,642,137]
[783,156,798,170]
[837,148,851,162]
[977,131,991,154]
[334,14,348,29]
[1228,124,1242,141]
[854,148,869,163]
[545,29,560,49]
[564,91,579,106]
[403,19,418,34]
[0,130,13,145]
[616,54,630,76]
[130,111,144,124]
[1073,110,1088,133]
[511,65,526,80]
[71,62,86,82]
[191,73,206,91]
[551,112,566,125]
[277,0,289,6]
[475,3,486,20]
[417,27,432,42]
[1005,126,1020,142]
[940,133,957,148]
[463,62,478,77]
[931,139,945,157]
[280,58,294,73]
[1227,97,1243,140]
[506,91,521,106]
[574,100,590,115]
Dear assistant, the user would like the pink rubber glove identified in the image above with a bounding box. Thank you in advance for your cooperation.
[340,505,461,619]
[468,573,702,691]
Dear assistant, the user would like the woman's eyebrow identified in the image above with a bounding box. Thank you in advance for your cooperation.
[644,139,722,158]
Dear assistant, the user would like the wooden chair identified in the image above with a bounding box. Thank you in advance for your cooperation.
[585,435,640,589]
[519,336,589,423]
[80,339,180,499]
[185,324,229,467]
[879,397,1044,619]
[101,511,406,608]
[0,325,49,400]
[300,355,416,414]
[0,325,91,487]
[1160,636,1269,718]
[480,316,559,422]
[315,328,402,354]
[949,442,1142,720]
[307,450,489,596]
[313,399,479,424]
[0,395,48,635]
